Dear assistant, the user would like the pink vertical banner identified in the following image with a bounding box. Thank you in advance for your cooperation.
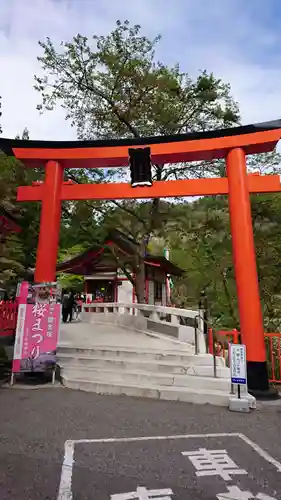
[12,302,61,373]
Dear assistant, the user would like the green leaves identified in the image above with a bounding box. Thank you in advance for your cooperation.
[0,96,2,135]
[35,20,239,144]
[0,128,42,287]
[33,19,244,262]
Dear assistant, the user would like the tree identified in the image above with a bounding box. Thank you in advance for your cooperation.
[0,153,26,288]
[57,244,86,292]
[34,20,280,302]
[250,193,281,332]
[35,21,239,141]
[154,192,281,332]
[0,128,43,288]
[0,230,25,290]
[34,20,240,301]
[0,96,2,135]
[169,197,238,328]
[0,98,27,288]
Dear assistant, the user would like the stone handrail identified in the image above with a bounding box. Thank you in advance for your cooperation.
[83,301,198,315]
[82,302,206,353]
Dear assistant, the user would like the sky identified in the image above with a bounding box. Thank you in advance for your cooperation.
[1,0,281,140]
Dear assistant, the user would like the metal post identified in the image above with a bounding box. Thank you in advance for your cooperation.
[212,328,217,378]
[199,289,208,340]
[229,343,235,394]
[194,316,199,355]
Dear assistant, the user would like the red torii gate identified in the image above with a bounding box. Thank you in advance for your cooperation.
[2,119,281,397]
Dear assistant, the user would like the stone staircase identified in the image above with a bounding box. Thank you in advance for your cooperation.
[57,341,233,406]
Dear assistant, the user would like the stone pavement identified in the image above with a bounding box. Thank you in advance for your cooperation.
[0,386,281,500]
[59,321,194,351]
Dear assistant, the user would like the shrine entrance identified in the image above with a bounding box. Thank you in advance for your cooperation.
[86,280,115,303]
[2,119,281,396]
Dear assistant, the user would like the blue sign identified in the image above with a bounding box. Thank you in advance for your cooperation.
[231,376,247,385]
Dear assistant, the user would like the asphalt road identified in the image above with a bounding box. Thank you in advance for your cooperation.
[0,386,281,500]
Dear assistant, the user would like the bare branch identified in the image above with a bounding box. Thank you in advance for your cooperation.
[107,244,135,286]
[110,199,148,228]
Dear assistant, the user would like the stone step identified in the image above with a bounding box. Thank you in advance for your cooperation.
[58,344,194,355]
[57,346,225,366]
[61,365,231,391]
[57,354,229,378]
[62,375,231,407]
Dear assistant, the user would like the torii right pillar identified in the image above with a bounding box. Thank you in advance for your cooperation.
[227,147,276,398]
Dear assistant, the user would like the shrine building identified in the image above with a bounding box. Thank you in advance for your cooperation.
[56,230,183,305]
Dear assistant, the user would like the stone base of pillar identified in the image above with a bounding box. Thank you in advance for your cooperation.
[247,361,279,399]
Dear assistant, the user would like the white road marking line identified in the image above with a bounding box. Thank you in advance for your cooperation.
[57,440,74,500]
[238,433,281,472]
[110,487,174,500]
[72,432,241,444]
[56,432,281,500]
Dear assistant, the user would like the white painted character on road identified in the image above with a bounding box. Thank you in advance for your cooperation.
[181,448,247,480]
[110,486,173,500]
[216,485,277,500]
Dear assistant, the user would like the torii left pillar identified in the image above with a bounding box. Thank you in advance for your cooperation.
[35,160,63,283]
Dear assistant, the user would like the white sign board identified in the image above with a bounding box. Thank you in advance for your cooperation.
[230,344,247,385]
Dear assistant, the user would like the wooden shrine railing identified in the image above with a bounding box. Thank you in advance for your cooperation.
[264,333,281,384]
[208,328,281,384]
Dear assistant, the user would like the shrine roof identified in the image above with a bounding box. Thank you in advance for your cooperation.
[56,230,183,277]
[1,119,281,168]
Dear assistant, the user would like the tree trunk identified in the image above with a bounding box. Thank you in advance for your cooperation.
[134,242,146,303]
[135,266,146,303]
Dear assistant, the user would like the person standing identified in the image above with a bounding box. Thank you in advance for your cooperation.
[62,290,70,323]
[67,290,75,323]
[76,294,83,320]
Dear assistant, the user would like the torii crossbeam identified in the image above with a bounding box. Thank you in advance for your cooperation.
[2,119,281,397]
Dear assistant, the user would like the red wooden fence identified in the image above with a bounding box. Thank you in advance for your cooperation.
[0,302,18,338]
[208,328,281,384]
[264,333,281,384]
[208,328,239,364]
